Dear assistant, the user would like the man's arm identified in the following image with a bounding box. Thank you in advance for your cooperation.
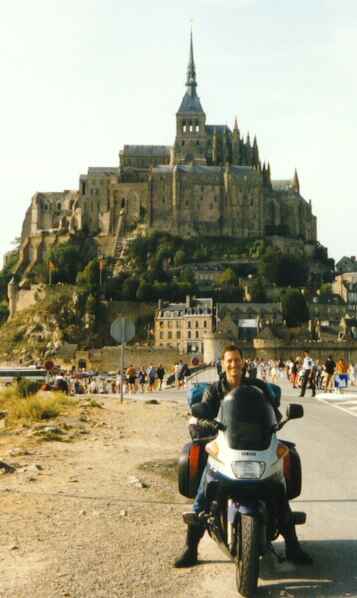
[191,382,221,420]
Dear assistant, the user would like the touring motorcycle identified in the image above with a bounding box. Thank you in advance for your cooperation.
[178,387,305,597]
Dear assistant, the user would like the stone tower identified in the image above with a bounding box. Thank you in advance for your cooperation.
[173,31,208,164]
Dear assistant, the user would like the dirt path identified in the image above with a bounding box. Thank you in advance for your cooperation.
[0,396,222,598]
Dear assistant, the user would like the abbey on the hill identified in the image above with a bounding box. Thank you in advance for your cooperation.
[16,33,317,274]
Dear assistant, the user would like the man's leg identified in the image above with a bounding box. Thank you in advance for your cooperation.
[174,467,207,568]
[310,378,316,397]
[278,496,313,565]
[299,371,310,397]
[192,465,208,514]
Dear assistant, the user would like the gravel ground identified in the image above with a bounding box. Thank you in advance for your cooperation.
[0,396,214,598]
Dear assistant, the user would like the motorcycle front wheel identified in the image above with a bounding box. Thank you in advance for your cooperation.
[236,514,260,598]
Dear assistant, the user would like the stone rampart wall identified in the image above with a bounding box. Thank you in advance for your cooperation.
[57,346,193,373]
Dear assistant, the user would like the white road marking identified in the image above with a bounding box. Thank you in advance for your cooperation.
[317,396,357,418]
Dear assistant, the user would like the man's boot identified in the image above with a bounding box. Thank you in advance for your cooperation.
[174,524,205,568]
[281,522,313,565]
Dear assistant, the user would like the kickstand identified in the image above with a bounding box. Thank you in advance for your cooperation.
[267,543,285,564]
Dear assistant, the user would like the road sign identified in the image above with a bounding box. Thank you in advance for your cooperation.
[110,318,135,344]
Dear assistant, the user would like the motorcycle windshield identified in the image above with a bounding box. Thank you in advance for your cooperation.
[219,386,277,451]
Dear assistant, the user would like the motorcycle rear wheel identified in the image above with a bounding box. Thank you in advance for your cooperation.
[236,514,260,598]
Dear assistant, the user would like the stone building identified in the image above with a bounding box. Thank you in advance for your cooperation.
[154,296,214,354]
[333,273,357,305]
[216,302,284,340]
[13,33,318,277]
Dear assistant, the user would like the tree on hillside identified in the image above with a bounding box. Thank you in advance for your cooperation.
[136,281,153,301]
[0,302,9,325]
[178,267,196,286]
[217,268,239,287]
[121,277,140,300]
[249,276,267,303]
[174,249,186,266]
[77,257,111,294]
[259,249,308,287]
[282,289,310,327]
[318,283,334,301]
[47,243,85,284]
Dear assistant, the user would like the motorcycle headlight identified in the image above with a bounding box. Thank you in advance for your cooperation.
[231,461,265,480]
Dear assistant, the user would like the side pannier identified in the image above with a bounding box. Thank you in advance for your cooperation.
[178,441,207,499]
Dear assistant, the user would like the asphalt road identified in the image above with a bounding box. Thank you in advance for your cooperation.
[164,369,357,598]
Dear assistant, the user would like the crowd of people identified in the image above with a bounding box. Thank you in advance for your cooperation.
[46,362,191,396]
[43,353,356,398]
[215,353,356,397]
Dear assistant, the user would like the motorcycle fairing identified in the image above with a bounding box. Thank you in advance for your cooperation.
[206,467,285,502]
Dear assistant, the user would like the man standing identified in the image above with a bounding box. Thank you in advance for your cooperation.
[324,355,336,392]
[157,364,165,390]
[299,350,315,398]
[174,344,312,568]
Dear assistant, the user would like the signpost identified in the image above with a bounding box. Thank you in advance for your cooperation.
[110,318,135,402]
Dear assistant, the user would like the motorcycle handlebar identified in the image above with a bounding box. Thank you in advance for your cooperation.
[196,418,226,432]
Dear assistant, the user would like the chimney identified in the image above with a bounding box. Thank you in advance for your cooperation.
[186,295,191,308]
[158,299,162,309]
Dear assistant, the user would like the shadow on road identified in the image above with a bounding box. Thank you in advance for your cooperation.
[258,539,357,597]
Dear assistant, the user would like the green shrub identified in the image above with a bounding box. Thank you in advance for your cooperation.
[16,378,42,398]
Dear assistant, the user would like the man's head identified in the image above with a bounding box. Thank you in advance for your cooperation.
[221,344,243,387]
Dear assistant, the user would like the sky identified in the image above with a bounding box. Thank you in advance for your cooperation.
[0,0,356,265]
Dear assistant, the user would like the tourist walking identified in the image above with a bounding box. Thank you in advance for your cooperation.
[157,364,165,390]
[126,364,137,395]
[138,367,146,393]
[324,355,336,392]
[299,350,315,397]
[147,365,157,391]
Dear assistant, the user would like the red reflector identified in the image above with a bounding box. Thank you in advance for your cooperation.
[189,445,201,479]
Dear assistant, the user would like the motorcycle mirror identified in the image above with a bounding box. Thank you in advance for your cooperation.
[286,403,304,420]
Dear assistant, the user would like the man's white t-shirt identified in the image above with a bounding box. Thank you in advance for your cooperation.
[302,356,314,371]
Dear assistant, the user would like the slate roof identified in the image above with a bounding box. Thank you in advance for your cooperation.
[206,125,232,135]
[87,167,119,176]
[153,164,222,177]
[177,92,205,114]
[231,165,256,178]
[122,145,171,156]
[152,164,256,180]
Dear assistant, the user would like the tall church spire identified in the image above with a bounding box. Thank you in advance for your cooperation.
[186,29,197,97]
[174,30,207,165]
[177,30,204,114]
